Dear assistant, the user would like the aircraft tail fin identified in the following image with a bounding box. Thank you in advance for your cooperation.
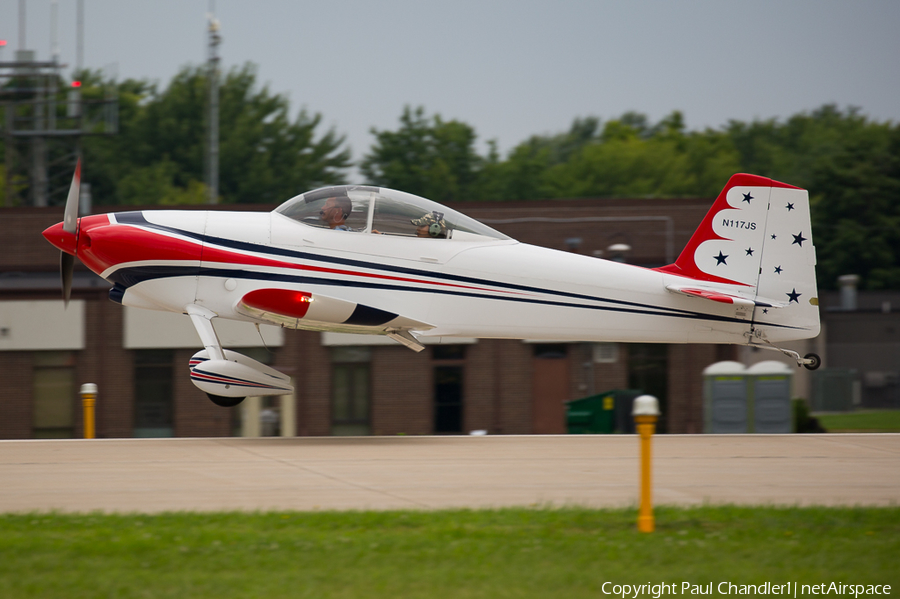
[656,173,820,341]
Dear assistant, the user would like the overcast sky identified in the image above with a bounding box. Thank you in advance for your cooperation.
[3,0,899,173]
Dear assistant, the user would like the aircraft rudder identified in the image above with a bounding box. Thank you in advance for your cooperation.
[754,184,820,339]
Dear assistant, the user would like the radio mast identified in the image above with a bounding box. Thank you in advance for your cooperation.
[206,4,221,204]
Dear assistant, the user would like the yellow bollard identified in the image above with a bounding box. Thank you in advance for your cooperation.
[632,395,660,533]
[80,383,97,439]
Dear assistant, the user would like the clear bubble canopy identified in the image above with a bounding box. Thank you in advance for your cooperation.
[274,185,510,241]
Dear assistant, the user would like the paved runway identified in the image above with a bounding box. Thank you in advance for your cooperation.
[1,434,898,513]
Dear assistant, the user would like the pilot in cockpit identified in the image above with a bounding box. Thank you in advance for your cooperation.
[411,211,448,238]
[319,196,353,230]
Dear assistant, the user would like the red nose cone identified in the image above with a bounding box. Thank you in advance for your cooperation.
[43,222,78,255]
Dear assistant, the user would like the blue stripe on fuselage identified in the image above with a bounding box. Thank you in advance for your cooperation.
[106,263,802,330]
[113,211,736,322]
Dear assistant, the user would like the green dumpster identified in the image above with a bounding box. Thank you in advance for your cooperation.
[566,392,617,434]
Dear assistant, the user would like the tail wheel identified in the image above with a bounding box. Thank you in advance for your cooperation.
[802,353,821,371]
[207,393,245,407]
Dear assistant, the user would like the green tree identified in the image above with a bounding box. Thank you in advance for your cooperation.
[114,159,208,205]
[498,112,741,200]
[474,117,604,200]
[360,106,483,202]
[726,105,900,289]
[726,105,871,187]
[82,64,351,205]
[807,118,900,289]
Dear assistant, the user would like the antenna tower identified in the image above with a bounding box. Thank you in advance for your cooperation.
[1,0,117,207]
[206,6,221,204]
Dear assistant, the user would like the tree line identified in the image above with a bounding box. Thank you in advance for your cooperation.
[2,64,898,289]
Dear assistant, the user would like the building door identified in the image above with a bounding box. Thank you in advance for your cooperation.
[332,363,371,436]
[532,344,568,434]
[331,347,371,436]
[134,350,174,437]
[433,345,466,434]
[32,352,76,439]
[434,366,463,433]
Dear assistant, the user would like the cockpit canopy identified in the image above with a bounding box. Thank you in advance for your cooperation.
[274,185,510,241]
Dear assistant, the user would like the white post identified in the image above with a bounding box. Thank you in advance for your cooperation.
[241,396,261,437]
[280,384,296,437]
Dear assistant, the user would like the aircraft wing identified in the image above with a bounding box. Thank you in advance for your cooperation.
[665,284,789,309]
[235,288,434,350]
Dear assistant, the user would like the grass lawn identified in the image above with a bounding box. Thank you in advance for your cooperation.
[815,410,900,432]
[0,506,897,598]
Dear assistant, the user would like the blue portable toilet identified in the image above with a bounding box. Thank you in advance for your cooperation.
[703,361,748,433]
[747,361,793,433]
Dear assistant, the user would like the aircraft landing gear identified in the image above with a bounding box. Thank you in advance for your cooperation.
[775,348,821,370]
[749,344,821,370]
[745,330,821,370]
[207,393,245,407]
[801,353,821,371]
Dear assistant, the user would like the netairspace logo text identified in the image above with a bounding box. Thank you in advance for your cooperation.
[601,582,892,599]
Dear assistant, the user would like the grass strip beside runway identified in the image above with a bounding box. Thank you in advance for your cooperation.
[1,506,897,598]
[815,410,900,432]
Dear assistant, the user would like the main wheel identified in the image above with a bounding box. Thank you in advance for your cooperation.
[802,353,821,371]
[207,393,245,407]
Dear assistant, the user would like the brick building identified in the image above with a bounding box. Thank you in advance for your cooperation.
[1,196,757,439]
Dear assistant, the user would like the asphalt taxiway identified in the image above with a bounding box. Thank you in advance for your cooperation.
[1,434,897,513]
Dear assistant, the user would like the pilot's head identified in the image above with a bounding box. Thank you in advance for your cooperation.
[320,196,353,228]
[411,211,447,238]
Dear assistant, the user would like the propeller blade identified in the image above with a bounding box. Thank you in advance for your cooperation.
[63,159,82,235]
[61,252,75,307]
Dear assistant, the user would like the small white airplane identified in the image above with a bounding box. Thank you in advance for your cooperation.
[44,164,821,406]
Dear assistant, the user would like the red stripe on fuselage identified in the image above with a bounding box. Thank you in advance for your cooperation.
[78,219,204,275]
[87,222,516,295]
[200,242,511,294]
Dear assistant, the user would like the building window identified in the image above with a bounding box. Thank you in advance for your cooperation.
[433,345,466,361]
[331,347,371,436]
[533,343,568,359]
[134,349,174,438]
[433,345,466,434]
[592,343,619,364]
[33,351,76,439]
